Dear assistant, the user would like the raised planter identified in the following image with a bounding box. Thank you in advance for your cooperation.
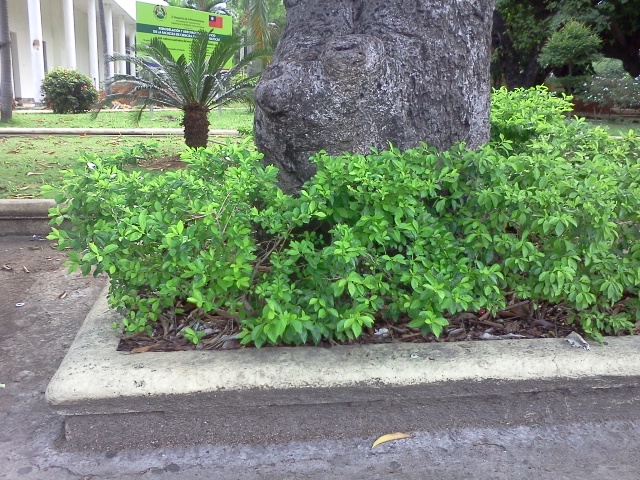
[0,199,55,236]
[46,286,640,450]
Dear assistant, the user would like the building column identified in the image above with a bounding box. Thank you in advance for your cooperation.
[62,0,77,69]
[105,4,113,62]
[27,0,45,103]
[87,0,99,88]
[117,15,126,75]
[128,28,136,77]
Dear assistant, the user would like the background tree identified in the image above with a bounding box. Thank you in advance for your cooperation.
[255,0,495,193]
[538,20,602,94]
[237,0,285,52]
[0,0,13,122]
[95,31,266,148]
[539,20,602,77]
[167,0,286,50]
[166,0,229,14]
[492,0,640,88]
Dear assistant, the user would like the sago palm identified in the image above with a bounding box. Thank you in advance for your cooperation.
[95,31,266,148]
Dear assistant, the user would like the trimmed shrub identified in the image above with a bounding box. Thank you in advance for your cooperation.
[41,68,98,113]
[48,88,640,346]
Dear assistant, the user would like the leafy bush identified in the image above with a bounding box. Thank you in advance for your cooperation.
[49,88,640,346]
[491,85,574,145]
[41,68,98,114]
[576,59,640,111]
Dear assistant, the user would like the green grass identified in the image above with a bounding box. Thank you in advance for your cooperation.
[584,118,640,136]
[0,108,254,199]
[0,134,238,199]
[4,108,254,130]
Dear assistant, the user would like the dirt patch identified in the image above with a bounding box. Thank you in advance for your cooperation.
[139,154,188,171]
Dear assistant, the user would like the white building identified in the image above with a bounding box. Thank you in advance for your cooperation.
[2,0,143,105]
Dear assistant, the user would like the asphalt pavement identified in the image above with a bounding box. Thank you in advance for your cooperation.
[1,234,640,479]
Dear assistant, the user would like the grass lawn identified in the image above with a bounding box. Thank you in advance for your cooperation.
[0,108,253,199]
[0,134,238,199]
[584,118,640,136]
[4,107,253,130]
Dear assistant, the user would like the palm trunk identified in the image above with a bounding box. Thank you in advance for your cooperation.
[182,106,210,149]
[0,0,14,122]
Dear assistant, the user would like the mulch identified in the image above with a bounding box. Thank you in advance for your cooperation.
[116,294,640,353]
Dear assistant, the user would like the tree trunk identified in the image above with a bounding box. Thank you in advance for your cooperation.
[491,9,548,89]
[0,0,14,123]
[182,105,210,149]
[601,21,640,79]
[254,0,495,193]
[98,0,111,96]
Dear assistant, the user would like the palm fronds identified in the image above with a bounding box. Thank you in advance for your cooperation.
[92,30,269,147]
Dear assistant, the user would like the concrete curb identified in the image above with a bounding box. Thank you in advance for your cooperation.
[0,128,239,136]
[46,286,640,450]
[0,199,55,235]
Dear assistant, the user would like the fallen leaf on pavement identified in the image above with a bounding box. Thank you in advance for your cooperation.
[565,331,591,351]
[372,432,412,448]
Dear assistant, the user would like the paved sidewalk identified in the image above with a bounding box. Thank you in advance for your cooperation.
[1,234,640,479]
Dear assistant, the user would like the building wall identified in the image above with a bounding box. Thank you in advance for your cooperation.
[1,0,135,104]
[6,0,34,101]
[75,7,93,86]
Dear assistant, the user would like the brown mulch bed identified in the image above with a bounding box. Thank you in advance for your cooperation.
[116,294,640,353]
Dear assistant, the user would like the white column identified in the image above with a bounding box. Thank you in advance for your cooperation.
[128,29,136,77]
[27,0,45,103]
[105,4,113,81]
[117,15,126,75]
[62,0,77,69]
[87,0,99,88]
[105,5,113,57]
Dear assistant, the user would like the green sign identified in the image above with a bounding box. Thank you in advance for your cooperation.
[136,2,233,61]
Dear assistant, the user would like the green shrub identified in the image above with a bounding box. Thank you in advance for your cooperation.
[49,89,640,346]
[41,68,98,114]
[491,85,574,145]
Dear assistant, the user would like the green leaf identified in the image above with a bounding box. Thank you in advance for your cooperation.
[103,244,119,254]
[351,321,363,338]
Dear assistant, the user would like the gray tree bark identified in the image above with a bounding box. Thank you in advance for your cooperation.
[254,0,495,193]
[0,0,14,122]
